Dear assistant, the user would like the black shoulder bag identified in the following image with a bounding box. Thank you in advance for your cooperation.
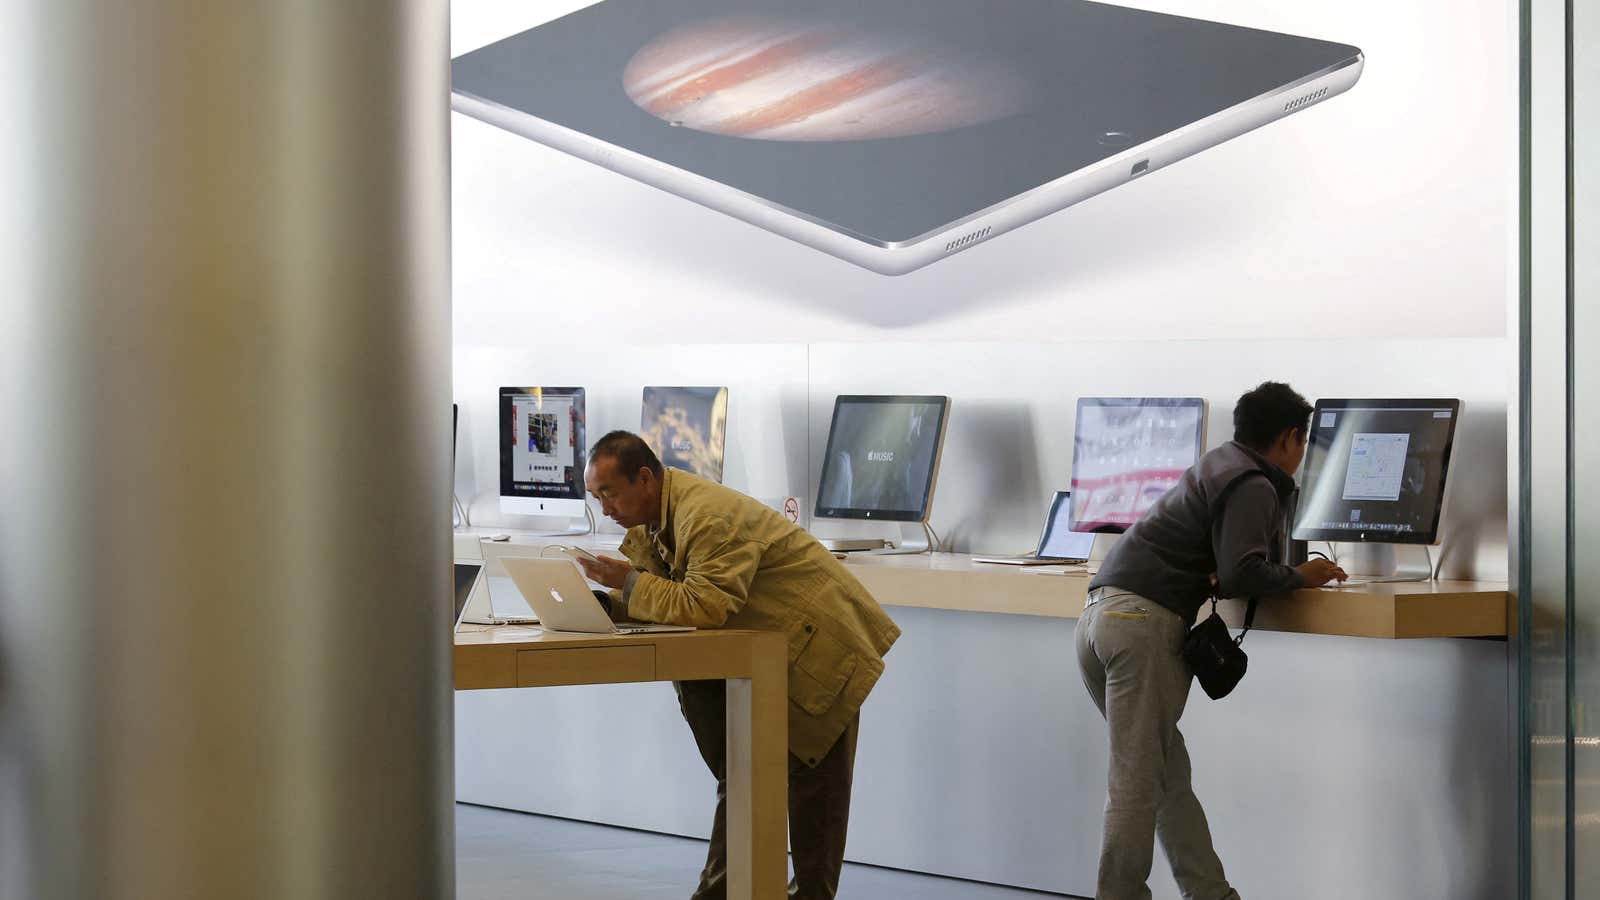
[1182,596,1257,700]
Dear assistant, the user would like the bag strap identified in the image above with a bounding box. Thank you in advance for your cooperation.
[1211,596,1259,643]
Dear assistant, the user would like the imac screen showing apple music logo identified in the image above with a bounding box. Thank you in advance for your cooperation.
[817,396,946,519]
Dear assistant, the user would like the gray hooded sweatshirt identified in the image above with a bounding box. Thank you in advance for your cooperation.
[1088,441,1305,625]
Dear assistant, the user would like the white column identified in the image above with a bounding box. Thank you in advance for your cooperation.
[0,2,453,898]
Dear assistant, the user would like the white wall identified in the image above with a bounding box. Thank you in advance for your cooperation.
[454,344,811,532]
[804,339,1510,579]
[456,337,1509,579]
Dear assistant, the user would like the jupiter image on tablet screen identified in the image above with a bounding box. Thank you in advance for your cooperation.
[622,15,1030,141]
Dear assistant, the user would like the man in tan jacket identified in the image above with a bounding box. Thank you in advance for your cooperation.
[577,430,900,900]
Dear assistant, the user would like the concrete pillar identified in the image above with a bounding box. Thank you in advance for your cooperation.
[0,2,453,897]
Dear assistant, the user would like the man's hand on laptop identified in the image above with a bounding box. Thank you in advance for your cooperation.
[578,555,632,590]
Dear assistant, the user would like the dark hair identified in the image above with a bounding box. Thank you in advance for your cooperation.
[589,430,664,481]
[1232,382,1313,451]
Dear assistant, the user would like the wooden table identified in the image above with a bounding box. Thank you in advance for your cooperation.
[455,625,789,899]
[839,552,1512,638]
[458,529,1512,638]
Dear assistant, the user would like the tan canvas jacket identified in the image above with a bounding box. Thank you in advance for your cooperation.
[610,469,901,766]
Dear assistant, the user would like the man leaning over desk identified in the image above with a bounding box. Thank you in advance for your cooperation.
[576,430,901,900]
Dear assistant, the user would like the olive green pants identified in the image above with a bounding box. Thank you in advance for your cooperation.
[1076,587,1240,900]
[674,679,860,900]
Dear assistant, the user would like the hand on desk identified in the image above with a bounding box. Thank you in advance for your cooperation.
[578,554,633,590]
[1296,558,1349,588]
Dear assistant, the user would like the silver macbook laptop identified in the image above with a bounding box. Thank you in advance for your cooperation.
[501,556,694,635]
[453,563,484,631]
[974,491,1096,566]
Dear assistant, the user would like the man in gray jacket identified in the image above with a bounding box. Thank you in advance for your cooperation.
[1078,382,1346,900]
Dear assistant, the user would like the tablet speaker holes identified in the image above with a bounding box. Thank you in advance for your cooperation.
[1283,86,1329,112]
[944,225,991,254]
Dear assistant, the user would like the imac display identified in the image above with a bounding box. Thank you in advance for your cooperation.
[498,386,588,518]
[640,386,730,482]
[1292,399,1460,545]
[1069,397,1206,533]
[815,395,950,522]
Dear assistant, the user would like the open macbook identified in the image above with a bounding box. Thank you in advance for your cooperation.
[974,491,1096,566]
[501,556,694,635]
[453,563,485,630]
[456,559,541,627]
[452,0,1362,275]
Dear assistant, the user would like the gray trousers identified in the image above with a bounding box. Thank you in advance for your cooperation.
[675,679,859,900]
[1075,587,1241,900]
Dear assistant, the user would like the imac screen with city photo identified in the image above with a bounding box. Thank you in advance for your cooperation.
[1292,398,1460,545]
[499,386,588,520]
[815,395,950,523]
[641,386,730,482]
[1069,397,1207,533]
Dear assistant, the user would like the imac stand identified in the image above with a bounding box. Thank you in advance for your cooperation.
[1341,542,1440,584]
[821,537,892,553]
[821,522,937,556]
[521,505,597,538]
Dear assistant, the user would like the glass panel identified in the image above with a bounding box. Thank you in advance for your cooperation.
[1571,0,1600,882]
[1521,0,1573,894]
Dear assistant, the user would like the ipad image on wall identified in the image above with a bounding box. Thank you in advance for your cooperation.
[452,0,1362,275]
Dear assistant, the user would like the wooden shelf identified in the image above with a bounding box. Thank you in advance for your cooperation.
[454,529,1510,639]
[838,550,1510,634]
[841,552,1509,638]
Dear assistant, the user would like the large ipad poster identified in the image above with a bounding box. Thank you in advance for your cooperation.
[453,0,1509,343]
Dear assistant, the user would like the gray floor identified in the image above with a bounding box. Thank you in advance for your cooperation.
[457,803,1078,900]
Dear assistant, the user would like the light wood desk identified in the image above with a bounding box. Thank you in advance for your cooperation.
[454,625,789,900]
[459,529,1511,638]
[840,552,1511,638]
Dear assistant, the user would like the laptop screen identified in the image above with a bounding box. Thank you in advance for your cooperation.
[453,563,483,625]
[1036,492,1097,560]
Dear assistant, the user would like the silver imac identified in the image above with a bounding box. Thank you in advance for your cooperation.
[498,386,592,533]
[1069,397,1207,534]
[1292,398,1461,583]
[814,394,950,554]
[640,386,730,483]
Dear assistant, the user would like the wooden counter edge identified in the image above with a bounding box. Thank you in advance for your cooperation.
[852,564,1509,638]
